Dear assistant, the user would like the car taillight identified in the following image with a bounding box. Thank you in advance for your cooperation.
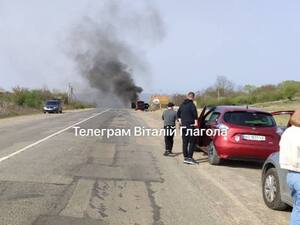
[217,123,229,132]
[234,135,241,142]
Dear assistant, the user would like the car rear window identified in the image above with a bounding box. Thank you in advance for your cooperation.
[223,111,275,127]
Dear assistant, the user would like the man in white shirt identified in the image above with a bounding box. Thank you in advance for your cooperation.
[280,108,300,225]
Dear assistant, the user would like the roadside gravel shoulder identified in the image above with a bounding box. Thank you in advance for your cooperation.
[134,110,290,225]
[0,108,95,128]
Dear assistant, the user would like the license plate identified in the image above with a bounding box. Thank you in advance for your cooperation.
[242,135,266,141]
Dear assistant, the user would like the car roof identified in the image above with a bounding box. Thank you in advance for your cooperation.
[213,105,271,114]
[47,99,60,101]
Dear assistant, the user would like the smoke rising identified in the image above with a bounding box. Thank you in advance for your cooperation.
[69,0,165,106]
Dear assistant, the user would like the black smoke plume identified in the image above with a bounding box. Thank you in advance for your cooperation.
[69,1,165,106]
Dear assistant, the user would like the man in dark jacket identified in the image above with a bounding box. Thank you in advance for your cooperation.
[177,92,198,165]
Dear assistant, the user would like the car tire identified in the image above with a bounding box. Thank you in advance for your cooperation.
[262,168,288,210]
[208,142,221,165]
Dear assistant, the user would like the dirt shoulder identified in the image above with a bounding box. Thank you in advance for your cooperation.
[0,108,95,127]
[134,110,290,225]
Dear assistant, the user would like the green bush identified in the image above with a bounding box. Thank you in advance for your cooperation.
[279,81,300,100]
[67,101,95,109]
[8,87,93,110]
[12,87,28,106]
[12,88,55,108]
[196,79,300,107]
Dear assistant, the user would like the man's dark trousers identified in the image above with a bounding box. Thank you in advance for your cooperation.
[181,126,196,158]
[164,125,175,152]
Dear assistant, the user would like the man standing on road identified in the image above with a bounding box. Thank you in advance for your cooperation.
[162,102,177,156]
[177,92,198,165]
[280,108,300,225]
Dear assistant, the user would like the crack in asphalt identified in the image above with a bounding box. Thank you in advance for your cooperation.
[145,181,164,225]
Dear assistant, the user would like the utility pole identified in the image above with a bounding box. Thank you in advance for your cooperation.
[67,83,74,103]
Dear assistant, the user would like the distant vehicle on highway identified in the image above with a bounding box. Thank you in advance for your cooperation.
[131,100,149,111]
[43,99,63,113]
[135,100,146,111]
[261,111,294,210]
[197,105,292,165]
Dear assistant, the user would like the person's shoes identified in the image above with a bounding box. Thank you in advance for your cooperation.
[183,157,189,164]
[190,158,198,164]
[163,151,170,156]
[185,158,198,165]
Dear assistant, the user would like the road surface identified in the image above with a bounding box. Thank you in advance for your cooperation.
[0,108,291,225]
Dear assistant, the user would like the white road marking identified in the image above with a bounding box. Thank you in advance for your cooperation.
[0,108,111,163]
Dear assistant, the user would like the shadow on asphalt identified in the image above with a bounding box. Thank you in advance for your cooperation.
[165,150,263,169]
[219,160,263,170]
[195,158,208,163]
[44,112,66,114]
[194,151,264,169]
[165,152,182,157]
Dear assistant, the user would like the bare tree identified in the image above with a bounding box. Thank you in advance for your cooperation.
[171,94,186,106]
[214,76,235,99]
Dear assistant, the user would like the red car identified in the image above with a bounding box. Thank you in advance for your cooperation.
[197,105,293,165]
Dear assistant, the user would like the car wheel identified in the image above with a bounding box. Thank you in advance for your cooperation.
[262,168,288,210]
[208,142,221,165]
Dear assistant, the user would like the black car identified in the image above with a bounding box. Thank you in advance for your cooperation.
[136,100,145,111]
[43,100,63,113]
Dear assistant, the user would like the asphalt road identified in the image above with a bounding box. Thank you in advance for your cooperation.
[0,108,291,225]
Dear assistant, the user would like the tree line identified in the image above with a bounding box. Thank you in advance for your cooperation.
[171,76,300,107]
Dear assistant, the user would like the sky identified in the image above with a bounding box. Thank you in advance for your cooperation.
[0,0,300,95]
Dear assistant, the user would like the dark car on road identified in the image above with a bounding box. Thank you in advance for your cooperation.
[43,100,63,113]
[261,111,294,210]
[136,100,145,111]
[197,106,291,165]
